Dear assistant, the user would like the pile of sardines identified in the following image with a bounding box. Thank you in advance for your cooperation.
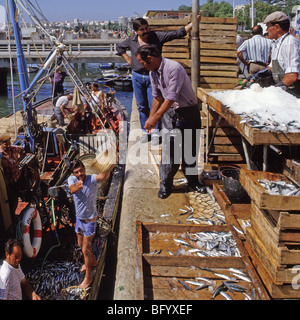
[258,179,300,196]
[26,260,87,300]
[150,231,240,258]
[177,266,255,300]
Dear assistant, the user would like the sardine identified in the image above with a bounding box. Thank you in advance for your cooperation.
[214,272,231,280]
[231,273,251,282]
[178,280,192,291]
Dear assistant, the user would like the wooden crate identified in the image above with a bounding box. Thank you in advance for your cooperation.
[148,17,190,73]
[136,221,270,300]
[240,168,300,211]
[213,184,250,220]
[251,201,300,246]
[244,238,300,299]
[148,17,239,89]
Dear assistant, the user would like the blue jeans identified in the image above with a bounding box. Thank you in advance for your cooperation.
[54,106,65,126]
[132,71,160,132]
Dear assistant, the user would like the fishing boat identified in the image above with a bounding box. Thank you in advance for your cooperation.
[0,0,128,300]
[99,62,114,69]
[95,71,132,90]
[26,63,40,73]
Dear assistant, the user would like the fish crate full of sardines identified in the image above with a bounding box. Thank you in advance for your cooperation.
[239,168,300,211]
[135,221,270,300]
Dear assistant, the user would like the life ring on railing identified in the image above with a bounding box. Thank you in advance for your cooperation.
[22,206,42,258]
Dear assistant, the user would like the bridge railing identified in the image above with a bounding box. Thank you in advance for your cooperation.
[0,38,123,58]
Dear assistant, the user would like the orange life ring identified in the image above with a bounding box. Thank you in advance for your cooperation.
[22,206,42,258]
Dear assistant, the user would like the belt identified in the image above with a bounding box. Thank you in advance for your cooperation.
[250,61,268,67]
[133,70,149,75]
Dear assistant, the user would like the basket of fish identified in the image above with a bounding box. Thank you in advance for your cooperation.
[240,168,300,211]
[136,221,270,300]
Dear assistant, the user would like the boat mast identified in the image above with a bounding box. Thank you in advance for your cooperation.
[8,0,34,152]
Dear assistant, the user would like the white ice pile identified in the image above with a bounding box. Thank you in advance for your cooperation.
[210,84,300,132]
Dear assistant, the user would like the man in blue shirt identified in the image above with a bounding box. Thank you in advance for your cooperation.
[237,25,272,76]
[68,160,111,288]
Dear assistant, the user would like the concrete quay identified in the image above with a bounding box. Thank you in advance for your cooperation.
[113,98,209,300]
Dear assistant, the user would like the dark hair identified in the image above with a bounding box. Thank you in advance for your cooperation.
[137,44,161,63]
[277,19,290,32]
[91,82,99,88]
[71,159,85,172]
[132,18,148,31]
[251,25,263,35]
[5,238,23,255]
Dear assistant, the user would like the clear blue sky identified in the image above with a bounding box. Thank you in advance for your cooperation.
[29,0,249,22]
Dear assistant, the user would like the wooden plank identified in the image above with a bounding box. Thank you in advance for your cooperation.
[200,23,237,31]
[148,17,190,26]
[200,50,237,58]
[199,30,237,37]
[162,47,189,53]
[200,17,238,24]
[200,77,238,84]
[200,70,238,77]
[200,56,237,64]
[200,35,236,44]
[200,64,239,71]
[200,42,237,50]
[200,83,236,90]
[162,52,189,59]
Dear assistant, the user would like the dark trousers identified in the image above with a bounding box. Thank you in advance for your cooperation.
[159,105,201,190]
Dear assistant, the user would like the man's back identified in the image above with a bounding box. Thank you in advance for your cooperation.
[238,35,272,63]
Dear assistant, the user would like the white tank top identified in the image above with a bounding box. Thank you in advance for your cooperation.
[91,91,103,107]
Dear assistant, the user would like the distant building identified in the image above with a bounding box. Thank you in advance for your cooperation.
[118,16,128,27]
[145,10,191,19]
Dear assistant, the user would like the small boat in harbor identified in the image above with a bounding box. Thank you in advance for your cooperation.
[0,0,128,300]
[27,63,40,73]
[99,62,114,69]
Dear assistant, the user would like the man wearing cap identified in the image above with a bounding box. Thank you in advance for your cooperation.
[264,11,300,97]
[0,135,23,218]
[54,94,73,126]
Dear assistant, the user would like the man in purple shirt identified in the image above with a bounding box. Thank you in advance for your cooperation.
[116,18,195,144]
[137,44,206,199]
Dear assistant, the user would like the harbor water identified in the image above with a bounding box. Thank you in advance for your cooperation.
[0,62,133,119]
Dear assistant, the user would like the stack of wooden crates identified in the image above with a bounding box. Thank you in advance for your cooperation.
[239,168,300,299]
[148,16,239,88]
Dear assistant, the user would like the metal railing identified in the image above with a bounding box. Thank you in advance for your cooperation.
[0,38,124,60]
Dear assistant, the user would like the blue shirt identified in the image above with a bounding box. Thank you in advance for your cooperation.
[68,174,98,220]
[238,35,272,63]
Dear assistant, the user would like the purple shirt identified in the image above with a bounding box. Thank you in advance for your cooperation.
[150,57,196,109]
[51,71,67,84]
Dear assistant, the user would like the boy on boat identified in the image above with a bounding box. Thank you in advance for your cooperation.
[68,160,111,288]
